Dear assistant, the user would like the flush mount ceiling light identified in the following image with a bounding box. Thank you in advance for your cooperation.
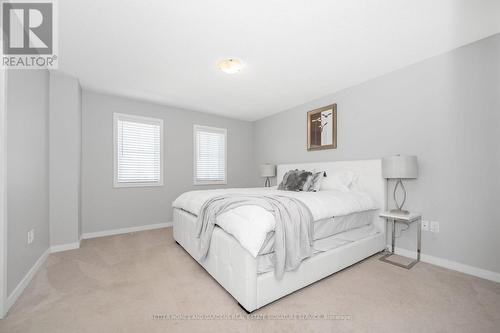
[217,58,244,74]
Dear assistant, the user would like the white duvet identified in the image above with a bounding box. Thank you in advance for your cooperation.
[172,187,378,257]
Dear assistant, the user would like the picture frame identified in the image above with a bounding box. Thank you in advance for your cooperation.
[307,103,337,151]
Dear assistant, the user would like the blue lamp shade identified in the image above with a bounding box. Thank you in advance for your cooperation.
[382,155,418,179]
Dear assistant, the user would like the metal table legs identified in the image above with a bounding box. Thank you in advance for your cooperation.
[379,217,421,269]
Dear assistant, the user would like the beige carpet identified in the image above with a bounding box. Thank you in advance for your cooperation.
[1,228,499,333]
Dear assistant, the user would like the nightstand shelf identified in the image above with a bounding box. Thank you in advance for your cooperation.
[379,211,422,269]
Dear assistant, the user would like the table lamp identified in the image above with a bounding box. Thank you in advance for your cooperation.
[259,164,276,187]
[382,155,418,214]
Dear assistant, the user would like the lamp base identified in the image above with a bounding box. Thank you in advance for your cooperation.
[392,179,409,215]
[390,208,410,215]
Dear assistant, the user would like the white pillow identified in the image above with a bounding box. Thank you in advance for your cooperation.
[320,171,356,191]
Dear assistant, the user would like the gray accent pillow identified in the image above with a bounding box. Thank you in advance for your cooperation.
[307,171,324,192]
[278,169,312,191]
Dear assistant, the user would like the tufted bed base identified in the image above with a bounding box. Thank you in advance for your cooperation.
[173,208,386,312]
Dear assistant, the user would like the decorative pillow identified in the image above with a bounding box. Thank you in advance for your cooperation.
[307,171,324,192]
[277,169,312,191]
[320,171,356,191]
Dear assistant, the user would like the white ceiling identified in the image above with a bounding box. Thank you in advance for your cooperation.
[58,0,500,121]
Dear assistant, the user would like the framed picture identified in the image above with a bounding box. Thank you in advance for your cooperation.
[307,103,337,151]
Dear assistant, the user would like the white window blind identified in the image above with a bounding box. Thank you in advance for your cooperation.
[114,113,163,187]
[194,125,227,185]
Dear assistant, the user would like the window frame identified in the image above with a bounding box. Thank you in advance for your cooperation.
[193,124,227,186]
[113,112,164,188]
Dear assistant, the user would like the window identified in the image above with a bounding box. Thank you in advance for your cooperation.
[113,113,163,187]
[194,125,227,185]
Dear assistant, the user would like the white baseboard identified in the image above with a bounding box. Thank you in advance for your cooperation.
[393,247,500,283]
[81,222,172,240]
[50,241,81,253]
[6,248,50,313]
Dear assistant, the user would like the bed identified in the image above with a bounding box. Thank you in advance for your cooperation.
[172,159,387,312]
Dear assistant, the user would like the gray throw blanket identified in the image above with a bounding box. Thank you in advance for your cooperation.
[195,194,314,279]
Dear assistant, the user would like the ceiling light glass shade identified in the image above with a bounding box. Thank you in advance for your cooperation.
[217,58,244,74]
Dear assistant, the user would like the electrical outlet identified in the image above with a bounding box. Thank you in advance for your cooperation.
[430,221,440,233]
[27,229,35,244]
[421,220,429,231]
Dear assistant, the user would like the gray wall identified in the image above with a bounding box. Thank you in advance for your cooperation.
[49,72,82,246]
[82,91,255,233]
[254,34,500,273]
[7,70,50,294]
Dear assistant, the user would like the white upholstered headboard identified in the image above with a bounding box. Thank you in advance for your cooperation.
[277,159,387,231]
